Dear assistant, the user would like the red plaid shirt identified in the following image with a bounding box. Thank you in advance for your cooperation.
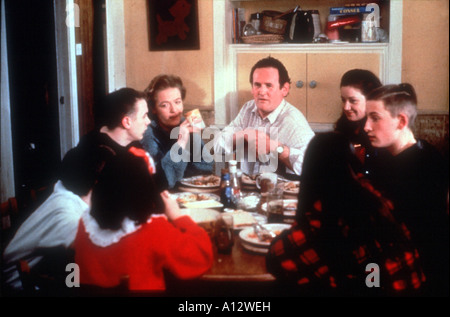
[266,174,425,295]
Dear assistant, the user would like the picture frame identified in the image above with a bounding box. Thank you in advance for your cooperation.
[148,0,200,51]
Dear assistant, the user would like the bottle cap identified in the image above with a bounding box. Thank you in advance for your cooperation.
[229,160,238,174]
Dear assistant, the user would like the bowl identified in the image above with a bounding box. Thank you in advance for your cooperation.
[236,192,261,211]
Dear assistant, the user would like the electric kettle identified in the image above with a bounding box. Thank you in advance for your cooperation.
[285,10,315,43]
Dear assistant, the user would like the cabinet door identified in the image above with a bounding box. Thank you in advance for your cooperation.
[306,53,381,123]
[236,52,307,116]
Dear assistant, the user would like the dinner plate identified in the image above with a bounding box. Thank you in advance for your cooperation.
[180,208,220,223]
[180,175,221,188]
[240,174,257,186]
[283,181,300,195]
[170,192,220,204]
[240,241,270,254]
[239,223,291,249]
[181,200,223,209]
[261,199,298,216]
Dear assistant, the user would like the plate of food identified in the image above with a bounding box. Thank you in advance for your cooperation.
[283,181,300,195]
[239,223,290,254]
[261,199,298,216]
[170,192,222,209]
[180,174,221,188]
[170,192,220,204]
[240,174,257,186]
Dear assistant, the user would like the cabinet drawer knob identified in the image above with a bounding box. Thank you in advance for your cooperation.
[309,80,317,88]
[296,80,304,88]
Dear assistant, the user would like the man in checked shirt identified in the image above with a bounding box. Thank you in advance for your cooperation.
[214,56,314,178]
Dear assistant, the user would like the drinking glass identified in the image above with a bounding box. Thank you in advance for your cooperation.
[266,185,284,223]
[215,213,234,254]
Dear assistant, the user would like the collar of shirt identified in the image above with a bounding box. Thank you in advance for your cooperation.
[250,99,287,124]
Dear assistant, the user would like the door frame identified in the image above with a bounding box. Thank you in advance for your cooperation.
[1,0,15,201]
[54,0,126,157]
[1,0,126,201]
[104,0,126,94]
[54,0,80,158]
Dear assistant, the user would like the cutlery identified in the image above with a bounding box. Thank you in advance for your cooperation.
[252,224,276,241]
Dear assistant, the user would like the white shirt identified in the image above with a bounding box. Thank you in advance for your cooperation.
[214,99,314,175]
[2,181,89,290]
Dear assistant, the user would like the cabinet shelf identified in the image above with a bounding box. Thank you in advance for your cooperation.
[213,0,403,128]
[230,42,389,50]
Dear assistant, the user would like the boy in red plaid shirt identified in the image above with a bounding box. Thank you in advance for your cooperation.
[266,132,425,296]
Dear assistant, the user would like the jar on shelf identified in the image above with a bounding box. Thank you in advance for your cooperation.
[250,12,262,34]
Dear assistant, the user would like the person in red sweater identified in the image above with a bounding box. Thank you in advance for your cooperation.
[74,151,213,291]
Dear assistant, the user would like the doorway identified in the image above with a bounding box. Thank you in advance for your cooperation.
[2,0,118,206]
[5,0,60,203]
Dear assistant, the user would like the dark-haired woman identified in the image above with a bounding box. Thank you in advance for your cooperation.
[140,74,213,189]
[74,152,213,291]
[334,69,382,172]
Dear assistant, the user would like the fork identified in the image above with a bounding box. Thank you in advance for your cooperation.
[252,224,264,241]
[257,223,276,238]
[253,223,276,241]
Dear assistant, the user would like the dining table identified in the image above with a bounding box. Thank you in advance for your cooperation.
[201,230,275,282]
[166,173,300,296]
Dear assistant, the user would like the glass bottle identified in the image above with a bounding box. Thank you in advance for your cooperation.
[250,12,261,34]
[228,160,241,205]
[220,169,234,209]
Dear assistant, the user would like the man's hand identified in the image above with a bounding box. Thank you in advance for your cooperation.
[233,129,277,156]
[233,128,292,170]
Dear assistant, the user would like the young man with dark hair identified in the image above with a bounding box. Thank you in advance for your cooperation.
[2,88,155,292]
[365,83,449,296]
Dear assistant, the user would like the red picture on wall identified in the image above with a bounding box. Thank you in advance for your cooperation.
[148,0,200,51]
